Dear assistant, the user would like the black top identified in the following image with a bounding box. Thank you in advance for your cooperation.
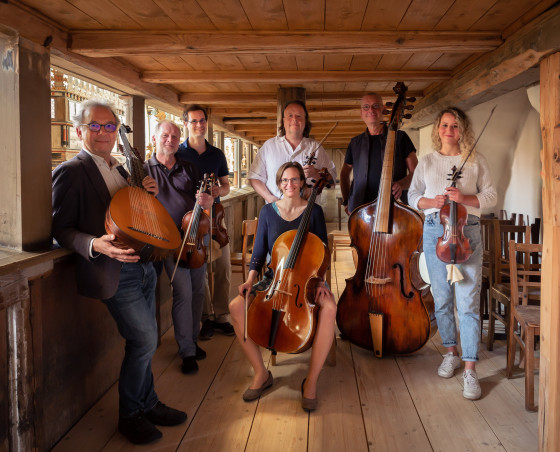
[177,138,229,203]
[250,202,328,274]
[345,128,415,207]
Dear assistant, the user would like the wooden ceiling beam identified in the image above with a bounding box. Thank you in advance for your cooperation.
[0,2,181,110]
[69,31,502,57]
[143,70,448,84]
[180,91,423,105]
[407,4,560,129]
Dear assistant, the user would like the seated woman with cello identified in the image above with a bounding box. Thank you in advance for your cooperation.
[229,162,336,411]
[408,107,496,400]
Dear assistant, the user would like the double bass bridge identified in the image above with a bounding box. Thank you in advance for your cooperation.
[365,276,392,285]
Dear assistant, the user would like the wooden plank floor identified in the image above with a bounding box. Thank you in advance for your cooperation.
[53,226,538,452]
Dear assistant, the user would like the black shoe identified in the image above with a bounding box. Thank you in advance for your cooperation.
[144,401,187,426]
[195,343,207,360]
[182,356,198,374]
[198,319,214,340]
[212,321,235,336]
[118,413,162,445]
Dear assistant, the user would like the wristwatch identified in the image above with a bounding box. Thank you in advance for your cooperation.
[341,199,348,207]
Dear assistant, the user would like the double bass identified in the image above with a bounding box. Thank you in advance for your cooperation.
[246,170,330,354]
[336,82,436,357]
[105,125,181,261]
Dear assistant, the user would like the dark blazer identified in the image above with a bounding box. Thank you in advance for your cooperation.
[52,150,122,300]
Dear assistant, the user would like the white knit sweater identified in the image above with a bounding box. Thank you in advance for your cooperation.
[408,151,497,217]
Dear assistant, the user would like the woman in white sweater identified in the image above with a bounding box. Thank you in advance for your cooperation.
[408,107,496,400]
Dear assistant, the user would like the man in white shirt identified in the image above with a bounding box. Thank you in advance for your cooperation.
[248,100,336,203]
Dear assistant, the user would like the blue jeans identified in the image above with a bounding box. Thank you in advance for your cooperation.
[423,213,482,361]
[163,257,206,358]
[103,262,159,418]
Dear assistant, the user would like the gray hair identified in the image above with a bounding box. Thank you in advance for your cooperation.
[153,120,181,137]
[72,99,120,128]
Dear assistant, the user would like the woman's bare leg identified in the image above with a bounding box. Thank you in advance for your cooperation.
[229,295,269,388]
[303,290,336,399]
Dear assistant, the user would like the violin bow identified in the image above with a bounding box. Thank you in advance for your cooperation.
[207,174,216,320]
[450,105,497,182]
[170,176,208,285]
[244,289,249,342]
[304,122,338,166]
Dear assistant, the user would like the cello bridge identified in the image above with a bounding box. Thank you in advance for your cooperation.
[274,289,293,296]
[365,276,392,285]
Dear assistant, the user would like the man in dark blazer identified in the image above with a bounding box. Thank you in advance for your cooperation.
[52,100,186,445]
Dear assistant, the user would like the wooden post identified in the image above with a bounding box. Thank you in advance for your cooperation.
[277,87,306,135]
[538,51,560,452]
[129,95,146,157]
[0,31,51,251]
[234,138,242,188]
[207,107,214,141]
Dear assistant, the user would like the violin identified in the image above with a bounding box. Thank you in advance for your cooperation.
[436,166,472,264]
[175,174,211,268]
[105,125,181,261]
[204,174,229,248]
[246,170,331,354]
[336,82,436,357]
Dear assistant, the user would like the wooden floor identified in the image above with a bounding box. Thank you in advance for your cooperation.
[53,227,539,452]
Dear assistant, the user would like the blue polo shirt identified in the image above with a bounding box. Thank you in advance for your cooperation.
[144,155,201,230]
[177,139,229,203]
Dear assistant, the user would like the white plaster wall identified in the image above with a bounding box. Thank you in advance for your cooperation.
[417,88,542,223]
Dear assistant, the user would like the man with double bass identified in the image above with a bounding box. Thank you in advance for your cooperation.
[340,92,418,214]
[52,100,186,445]
[177,104,235,339]
[145,120,214,375]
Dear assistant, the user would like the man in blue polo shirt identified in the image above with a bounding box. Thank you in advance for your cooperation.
[177,104,235,339]
[145,120,214,374]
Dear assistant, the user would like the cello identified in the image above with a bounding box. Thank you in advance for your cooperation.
[246,170,330,354]
[105,125,181,261]
[336,82,436,357]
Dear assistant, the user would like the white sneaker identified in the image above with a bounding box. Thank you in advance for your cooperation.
[462,370,482,400]
[438,352,461,378]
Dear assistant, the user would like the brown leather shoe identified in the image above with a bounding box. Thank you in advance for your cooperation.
[301,378,318,412]
[242,371,273,402]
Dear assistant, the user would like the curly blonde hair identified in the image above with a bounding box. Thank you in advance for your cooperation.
[431,107,476,162]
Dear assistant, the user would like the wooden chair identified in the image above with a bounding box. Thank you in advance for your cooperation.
[486,220,531,350]
[506,241,542,411]
[231,218,258,282]
[479,218,494,338]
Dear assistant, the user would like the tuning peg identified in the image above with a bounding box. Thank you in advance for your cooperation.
[382,109,391,115]
[386,102,394,107]
[403,114,412,119]
[407,97,416,103]
[404,105,414,110]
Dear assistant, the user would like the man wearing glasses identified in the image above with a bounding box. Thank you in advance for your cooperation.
[176,105,235,342]
[52,100,186,445]
[248,100,336,204]
[340,92,418,215]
